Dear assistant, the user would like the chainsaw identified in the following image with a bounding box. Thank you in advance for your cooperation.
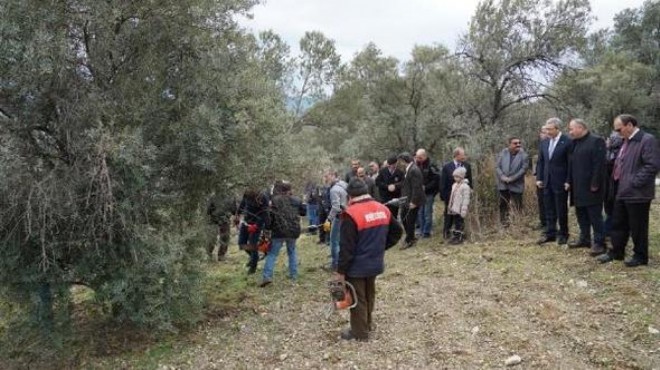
[323,280,357,319]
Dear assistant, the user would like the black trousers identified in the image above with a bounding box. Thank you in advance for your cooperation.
[609,200,651,262]
[544,190,569,238]
[442,200,451,238]
[318,208,328,243]
[346,276,376,340]
[537,186,546,227]
[400,205,419,244]
[575,204,605,247]
[447,214,464,234]
[386,204,399,222]
[499,190,523,226]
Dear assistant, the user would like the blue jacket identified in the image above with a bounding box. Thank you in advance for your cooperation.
[338,196,403,278]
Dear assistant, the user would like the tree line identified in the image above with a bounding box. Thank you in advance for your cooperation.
[0,0,657,351]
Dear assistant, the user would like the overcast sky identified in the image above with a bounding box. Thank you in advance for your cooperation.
[239,0,646,62]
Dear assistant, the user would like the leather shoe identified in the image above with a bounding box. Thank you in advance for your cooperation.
[589,246,606,257]
[624,258,648,267]
[557,237,568,245]
[597,254,623,263]
[568,240,590,248]
[401,240,417,250]
[537,236,556,245]
[340,328,368,342]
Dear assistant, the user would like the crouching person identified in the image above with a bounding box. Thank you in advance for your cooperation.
[447,167,471,244]
[334,178,403,341]
[260,182,306,287]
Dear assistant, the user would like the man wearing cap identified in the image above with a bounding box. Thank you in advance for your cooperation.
[397,152,425,249]
[335,178,403,341]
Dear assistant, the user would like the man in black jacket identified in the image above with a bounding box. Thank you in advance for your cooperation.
[415,149,441,238]
[398,152,425,249]
[375,156,405,217]
[207,193,237,261]
[335,178,403,341]
[260,182,306,287]
[565,119,607,256]
[597,114,660,267]
[440,147,473,239]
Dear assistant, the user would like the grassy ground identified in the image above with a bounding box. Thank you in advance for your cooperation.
[83,204,660,370]
[3,204,660,369]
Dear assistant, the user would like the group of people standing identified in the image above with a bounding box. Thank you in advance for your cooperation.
[492,114,660,267]
[530,115,660,267]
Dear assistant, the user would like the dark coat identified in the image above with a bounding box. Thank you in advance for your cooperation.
[375,166,404,202]
[567,132,606,207]
[267,195,306,239]
[440,161,473,202]
[207,195,237,224]
[536,133,572,194]
[416,158,441,196]
[615,130,660,202]
[400,163,425,207]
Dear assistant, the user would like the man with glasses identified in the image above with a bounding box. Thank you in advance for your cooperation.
[495,137,529,227]
[597,114,660,267]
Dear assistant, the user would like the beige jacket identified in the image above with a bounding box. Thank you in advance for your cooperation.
[448,179,471,218]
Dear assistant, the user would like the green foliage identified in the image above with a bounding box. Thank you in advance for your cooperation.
[0,0,292,351]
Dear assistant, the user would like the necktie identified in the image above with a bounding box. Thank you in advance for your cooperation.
[612,139,629,181]
[549,138,557,159]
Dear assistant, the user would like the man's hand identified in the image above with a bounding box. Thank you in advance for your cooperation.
[333,272,345,282]
[590,186,599,192]
[388,184,396,192]
[536,181,544,189]
[564,183,570,191]
[323,220,332,232]
[409,203,417,209]
[501,176,510,183]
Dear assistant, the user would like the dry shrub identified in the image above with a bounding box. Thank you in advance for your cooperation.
[464,155,541,241]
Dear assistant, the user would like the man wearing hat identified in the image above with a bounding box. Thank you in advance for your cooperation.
[335,178,403,341]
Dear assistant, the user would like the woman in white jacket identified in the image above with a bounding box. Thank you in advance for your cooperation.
[447,167,471,244]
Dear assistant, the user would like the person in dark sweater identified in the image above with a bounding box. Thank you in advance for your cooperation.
[260,181,306,287]
[237,188,270,274]
[335,178,402,341]
[375,156,404,217]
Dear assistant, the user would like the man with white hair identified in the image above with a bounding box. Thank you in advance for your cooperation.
[536,118,572,245]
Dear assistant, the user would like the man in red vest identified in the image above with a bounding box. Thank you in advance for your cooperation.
[334,178,403,341]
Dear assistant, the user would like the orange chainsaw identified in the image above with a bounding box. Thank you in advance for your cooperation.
[323,280,357,319]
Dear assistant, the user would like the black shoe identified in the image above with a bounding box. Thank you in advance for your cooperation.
[597,253,623,263]
[247,266,257,274]
[401,240,416,250]
[624,258,648,267]
[422,234,431,238]
[537,236,556,245]
[589,245,606,257]
[557,237,568,245]
[340,328,368,342]
[568,240,590,249]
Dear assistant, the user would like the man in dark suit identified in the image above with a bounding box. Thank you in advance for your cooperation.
[397,152,425,249]
[597,114,660,267]
[565,119,607,256]
[536,117,572,245]
[440,147,473,239]
[375,156,405,217]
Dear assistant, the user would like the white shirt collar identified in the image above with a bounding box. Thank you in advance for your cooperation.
[629,128,640,140]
